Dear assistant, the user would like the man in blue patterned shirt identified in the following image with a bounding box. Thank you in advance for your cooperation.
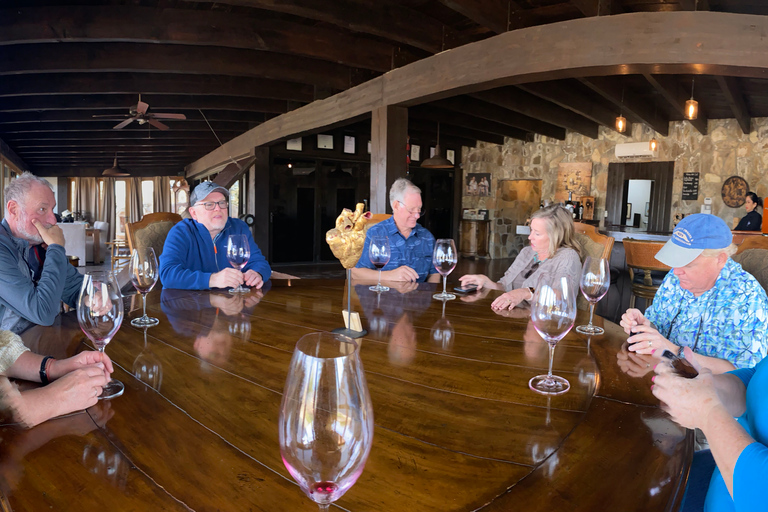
[353,178,440,283]
[621,214,768,372]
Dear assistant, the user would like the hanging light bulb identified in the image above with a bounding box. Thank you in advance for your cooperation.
[615,115,627,133]
[649,137,658,152]
[685,79,698,120]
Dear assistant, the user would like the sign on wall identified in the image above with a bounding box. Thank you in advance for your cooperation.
[682,172,699,201]
[555,162,592,202]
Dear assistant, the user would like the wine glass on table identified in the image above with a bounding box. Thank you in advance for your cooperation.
[129,247,159,327]
[529,275,577,396]
[77,271,125,400]
[226,234,250,294]
[279,332,374,511]
[432,238,457,301]
[575,257,610,335]
[368,236,390,292]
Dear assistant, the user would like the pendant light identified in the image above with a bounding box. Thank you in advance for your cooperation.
[649,137,658,152]
[685,80,699,120]
[615,86,627,133]
[102,155,130,176]
[421,123,454,169]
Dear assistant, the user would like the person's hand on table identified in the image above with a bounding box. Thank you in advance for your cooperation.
[491,289,530,310]
[390,281,418,294]
[460,286,491,303]
[244,289,264,307]
[384,266,419,282]
[210,293,245,316]
[652,349,717,429]
[243,270,263,289]
[31,220,65,247]
[616,342,656,378]
[620,308,652,335]
[627,323,677,356]
[49,351,113,381]
[458,274,494,290]
[209,268,244,289]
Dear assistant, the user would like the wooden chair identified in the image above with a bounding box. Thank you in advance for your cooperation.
[735,234,768,255]
[732,230,765,246]
[125,212,183,260]
[623,239,671,309]
[106,239,130,272]
[368,213,392,227]
[573,222,614,261]
[733,234,768,293]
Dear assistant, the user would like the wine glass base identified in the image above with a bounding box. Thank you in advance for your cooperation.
[433,292,456,301]
[529,374,570,395]
[98,379,124,400]
[228,286,250,294]
[369,284,390,292]
[131,316,159,327]
[575,324,605,335]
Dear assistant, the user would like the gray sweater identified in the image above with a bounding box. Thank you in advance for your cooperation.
[0,220,84,334]
[498,246,582,301]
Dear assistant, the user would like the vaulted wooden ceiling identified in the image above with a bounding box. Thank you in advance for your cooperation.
[2,0,767,177]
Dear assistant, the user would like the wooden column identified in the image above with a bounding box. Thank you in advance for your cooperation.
[251,147,270,257]
[370,106,408,214]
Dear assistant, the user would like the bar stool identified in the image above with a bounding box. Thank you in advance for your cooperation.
[623,239,671,309]
[107,239,131,272]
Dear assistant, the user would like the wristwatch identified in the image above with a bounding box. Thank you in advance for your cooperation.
[528,287,535,300]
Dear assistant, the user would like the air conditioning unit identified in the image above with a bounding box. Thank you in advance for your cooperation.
[615,142,656,158]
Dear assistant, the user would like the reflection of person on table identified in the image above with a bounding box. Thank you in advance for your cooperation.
[652,347,768,511]
[353,178,440,283]
[0,172,84,334]
[616,342,656,378]
[620,214,768,373]
[734,191,762,231]
[0,329,112,428]
[159,182,271,291]
[459,205,581,310]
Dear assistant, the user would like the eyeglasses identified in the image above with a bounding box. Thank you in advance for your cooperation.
[397,201,422,216]
[196,200,228,211]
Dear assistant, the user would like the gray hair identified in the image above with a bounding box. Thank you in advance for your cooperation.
[702,244,738,258]
[389,178,421,207]
[4,172,53,215]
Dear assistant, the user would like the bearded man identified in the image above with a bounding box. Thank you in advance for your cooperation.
[0,172,83,333]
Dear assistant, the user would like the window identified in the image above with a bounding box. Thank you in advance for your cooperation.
[141,180,154,215]
[229,180,240,218]
[115,180,127,238]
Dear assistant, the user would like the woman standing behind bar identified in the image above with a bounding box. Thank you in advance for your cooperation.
[734,192,762,231]
[459,205,582,310]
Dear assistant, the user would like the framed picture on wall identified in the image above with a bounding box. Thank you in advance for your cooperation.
[464,173,491,197]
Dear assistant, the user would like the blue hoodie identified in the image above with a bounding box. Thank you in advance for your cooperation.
[159,217,271,290]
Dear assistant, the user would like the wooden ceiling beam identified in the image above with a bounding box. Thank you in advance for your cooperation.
[0,121,253,134]
[0,6,396,73]
[0,95,290,114]
[438,0,509,34]
[32,167,184,178]
[431,96,565,139]
[4,131,240,141]
[178,0,461,54]
[569,0,622,17]
[643,74,708,135]
[0,43,355,90]
[0,110,272,125]
[716,76,751,134]
[471,87,598,138]
[411,105,529,141]
[408,119,505,145]
[0,73,315,103]
[678,0,710,11]
[578,77,669,135]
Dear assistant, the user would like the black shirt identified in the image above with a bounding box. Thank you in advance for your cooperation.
[735,210,762,231]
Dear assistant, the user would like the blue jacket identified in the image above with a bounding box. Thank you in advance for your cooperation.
[159,217,271,290]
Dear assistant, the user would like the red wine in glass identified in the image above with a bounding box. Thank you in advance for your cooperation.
[369,236,390,292]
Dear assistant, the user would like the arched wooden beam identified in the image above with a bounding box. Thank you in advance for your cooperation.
[186,11,768,179]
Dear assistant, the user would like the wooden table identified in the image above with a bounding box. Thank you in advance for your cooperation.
[1,279,692,511]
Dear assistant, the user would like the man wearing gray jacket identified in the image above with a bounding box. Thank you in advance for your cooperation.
[0,172,83,333]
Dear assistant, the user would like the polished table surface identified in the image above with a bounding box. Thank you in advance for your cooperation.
[1,279,692,511]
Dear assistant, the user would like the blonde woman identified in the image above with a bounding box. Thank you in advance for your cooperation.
[459,205,582,310]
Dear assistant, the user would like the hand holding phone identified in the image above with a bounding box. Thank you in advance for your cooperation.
[453,284,478,294]
[660,349,699,379]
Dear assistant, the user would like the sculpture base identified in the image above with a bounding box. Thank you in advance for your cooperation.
[331,327,368,339]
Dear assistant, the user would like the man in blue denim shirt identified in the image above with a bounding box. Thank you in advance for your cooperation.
[353,178,439,283]
[621,214,768,373]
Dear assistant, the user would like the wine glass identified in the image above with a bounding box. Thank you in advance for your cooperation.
[279,332,374,511]
[432,238,457,300]
[129,247,159,327]
[576,257,610,335]
[226,234,251,294]
[77,271,124,400]
[529,275,577,396]
[368,236,391,292]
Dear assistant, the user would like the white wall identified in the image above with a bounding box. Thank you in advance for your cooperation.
[626,179,653,227]
[43,177,59,213]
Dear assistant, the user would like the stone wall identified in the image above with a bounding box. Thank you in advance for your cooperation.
[461,118,768,259]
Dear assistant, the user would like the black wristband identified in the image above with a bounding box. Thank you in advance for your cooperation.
[39,356,54,385]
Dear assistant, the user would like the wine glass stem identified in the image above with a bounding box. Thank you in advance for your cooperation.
[142,292,148,318]
[318,505,330,512]
[588,302,595,327]
[442,275,447,295]
[377,269,382,288]
[547,343,555,378]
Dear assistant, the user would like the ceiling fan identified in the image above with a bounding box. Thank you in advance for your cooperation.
[93,94,186,130]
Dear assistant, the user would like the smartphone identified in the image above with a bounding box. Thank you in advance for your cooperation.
[660,349,699,379]
[453,284,478,294]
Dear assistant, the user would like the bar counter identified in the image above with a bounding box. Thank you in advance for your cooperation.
[0,280,692,511]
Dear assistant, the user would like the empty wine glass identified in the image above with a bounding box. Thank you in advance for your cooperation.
[129,247,159,327]
[529,275,576,396]
[279,332,374,511]
[368,236,390,292]
[576,257,610,335]
[77,271,124,400]
[432,238,457,300]
[227,234,251,294]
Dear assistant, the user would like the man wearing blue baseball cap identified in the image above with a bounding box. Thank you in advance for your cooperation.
[159,181,271,290]
[620,213,768,372]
